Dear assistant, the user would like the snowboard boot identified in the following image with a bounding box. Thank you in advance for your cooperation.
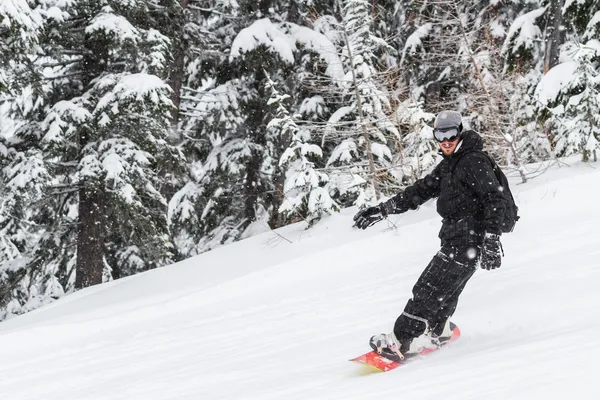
[428,319,453,346]
[369,332,419,362]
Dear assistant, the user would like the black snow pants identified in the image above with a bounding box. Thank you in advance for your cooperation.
[393,245,478,342]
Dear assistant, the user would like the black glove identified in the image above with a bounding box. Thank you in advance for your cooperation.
[353,204,387,229]
[480,233,503,270]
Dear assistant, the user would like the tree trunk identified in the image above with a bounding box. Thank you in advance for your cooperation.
[544,0,564,74]
[168,0,189,142]
[269,166,285,228]
[75,185,106,289]
[244,152,261,227]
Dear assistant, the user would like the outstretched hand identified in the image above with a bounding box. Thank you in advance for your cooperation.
[353,205,387,229]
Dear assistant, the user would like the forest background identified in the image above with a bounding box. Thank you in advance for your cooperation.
[0,0,598,320]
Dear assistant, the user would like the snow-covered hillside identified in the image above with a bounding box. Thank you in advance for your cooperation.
[1,159,599,400]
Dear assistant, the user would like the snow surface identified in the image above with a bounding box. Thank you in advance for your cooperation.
[2,158,600,399]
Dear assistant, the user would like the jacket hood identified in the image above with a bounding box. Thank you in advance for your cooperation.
[439,130,483,158]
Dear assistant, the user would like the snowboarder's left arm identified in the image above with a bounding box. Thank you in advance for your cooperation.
[459,153,507,235]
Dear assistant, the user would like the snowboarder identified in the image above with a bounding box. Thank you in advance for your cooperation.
[353,110,510,361]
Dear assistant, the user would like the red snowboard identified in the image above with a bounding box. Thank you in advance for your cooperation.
[350,323,460,372]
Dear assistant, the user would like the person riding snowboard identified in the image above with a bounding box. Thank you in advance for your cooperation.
[353,110,510,361]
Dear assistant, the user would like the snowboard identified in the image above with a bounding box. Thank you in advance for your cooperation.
[350,322,460,372]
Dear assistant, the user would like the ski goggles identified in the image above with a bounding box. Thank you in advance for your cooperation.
[433,126,461,142]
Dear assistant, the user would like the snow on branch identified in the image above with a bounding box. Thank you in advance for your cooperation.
[535,61,578,106]
[4,150,50,193]
[0,0,42,37]
[230,18,295,63]
[168,181,203,226]
[110,74,173,103]
[286,24,344,81]
[583,11,600,40]
[95,73,173,121]
[42,98,91,147]
[501,7,546,56]
[230,18,344,81]
[327,139,358,166]
[536,39,600,106]
[401,23,432,63]
[85,9,141,42]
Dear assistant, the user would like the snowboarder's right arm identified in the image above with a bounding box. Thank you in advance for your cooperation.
[353,164,441,229]
[382,164,442,215]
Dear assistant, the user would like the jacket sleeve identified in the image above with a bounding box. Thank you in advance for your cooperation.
[458,153,507,235]
[382,163,442,214]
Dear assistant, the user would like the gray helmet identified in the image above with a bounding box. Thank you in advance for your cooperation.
[434,110,463,132]
[433,110,464,142]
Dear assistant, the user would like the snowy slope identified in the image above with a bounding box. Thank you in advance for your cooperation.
[1,159,600,400]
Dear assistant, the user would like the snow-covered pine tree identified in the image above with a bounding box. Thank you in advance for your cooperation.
[323,0,399,207]
[532,0,600,163]
[0,0,181,320]
[0,146,53,319]
[395,1,533,180]
[582,8,600,42]
[544,41,600,161]
[453,1,531,180]
[53,1,178,283]
[171,79,249,256]
[0,0,42,93]
[556,0,600,162]
[392,101,437,186]
[166,0,243,257]
[0,0,48,319]
[563,0,600,38]
[497,2,557,170]
[506,72,553,166]
[265,74,338,226]
[171,14,293,254]
[165,0,225,145]
[501,3,547,75]
[170,3,347,255]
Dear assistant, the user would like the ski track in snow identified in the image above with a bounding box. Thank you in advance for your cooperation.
[1,159,599,399]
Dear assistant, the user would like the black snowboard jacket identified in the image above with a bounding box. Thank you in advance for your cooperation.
[382,130,508,246]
